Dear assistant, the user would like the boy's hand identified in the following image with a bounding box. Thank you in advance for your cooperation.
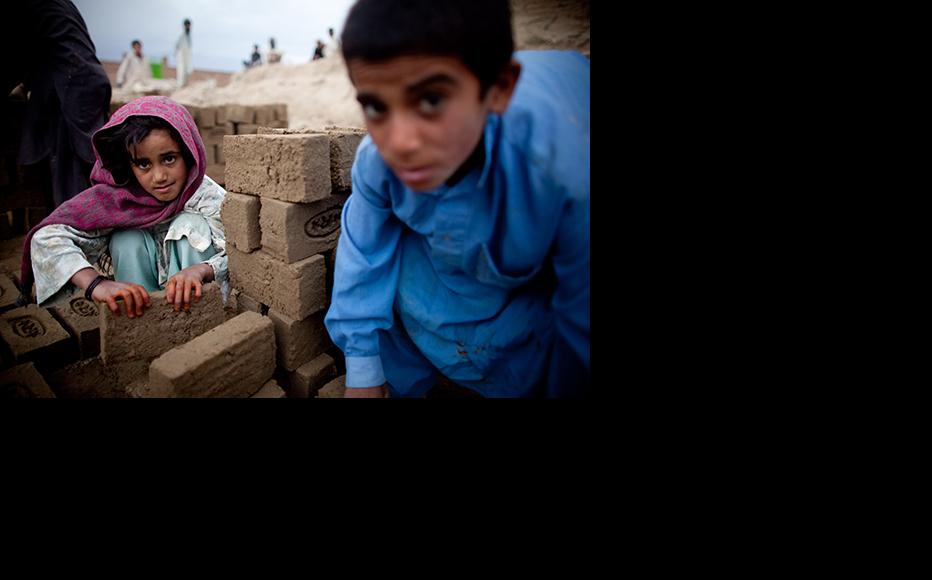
[165,263,212,312]
[92,280,151,318]
[344,384,388,398]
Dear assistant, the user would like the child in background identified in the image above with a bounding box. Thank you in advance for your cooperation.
[325,0,590,397]
[19,95,228,317]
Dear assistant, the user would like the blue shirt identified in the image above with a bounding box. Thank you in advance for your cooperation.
[324,50,590,397]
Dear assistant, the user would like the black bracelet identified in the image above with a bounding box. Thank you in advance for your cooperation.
[85,275,108,301]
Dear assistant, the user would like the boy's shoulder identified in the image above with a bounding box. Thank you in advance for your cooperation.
[500,50,590,200]
[351,134,395,192]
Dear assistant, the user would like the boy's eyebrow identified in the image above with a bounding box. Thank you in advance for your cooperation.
[405,73,457,94]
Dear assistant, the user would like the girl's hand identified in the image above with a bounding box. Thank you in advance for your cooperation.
[165,263,213,312]
[92,280,151,318]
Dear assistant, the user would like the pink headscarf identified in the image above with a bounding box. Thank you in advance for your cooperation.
[19,96,207,302]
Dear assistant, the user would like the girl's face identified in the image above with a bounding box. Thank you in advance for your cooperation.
[128,128,189,202]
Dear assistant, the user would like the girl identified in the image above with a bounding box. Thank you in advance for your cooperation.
[19,96,228,317]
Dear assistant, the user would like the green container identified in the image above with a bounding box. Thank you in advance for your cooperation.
[150,61,163,79]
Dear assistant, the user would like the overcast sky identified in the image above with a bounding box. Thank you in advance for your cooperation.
[72,0,357,72]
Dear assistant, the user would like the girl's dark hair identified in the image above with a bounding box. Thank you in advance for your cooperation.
[341,0,514,97]
[94,115,194,186]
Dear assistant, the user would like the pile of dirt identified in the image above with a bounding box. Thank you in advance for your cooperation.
[171,56,365,131]
[169,0,589,130]
[512,0,590,56]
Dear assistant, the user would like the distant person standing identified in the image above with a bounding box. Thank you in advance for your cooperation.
[324,27,340,58]
[312,39,325,61]
[175,18,193,87]
[116,40,152,88]
[1,0,111,208]
[266,37,283,64]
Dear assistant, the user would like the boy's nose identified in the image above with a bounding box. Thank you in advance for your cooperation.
[387,115,422,157]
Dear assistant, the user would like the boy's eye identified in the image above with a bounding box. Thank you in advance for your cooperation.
[362,102,386,121]
[418,92,444,115]
[135,160,150,170]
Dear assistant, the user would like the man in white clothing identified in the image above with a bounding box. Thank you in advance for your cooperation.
[174,18,193,87]
[116,40,152,88]
[324,27,340,58]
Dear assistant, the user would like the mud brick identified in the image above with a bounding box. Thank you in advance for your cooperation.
[184,104,202,125]
[215,105,228,125]
[0,273,19,312]
[287,352,336,398]
[226,121,237,135]
[227,247,326,320]
[49,295,101,359]
[234,290,267,315]
[215,143,225,164]
[254,104,276,126]
[99,282,225,364]
[223,290,240,321]
[45,356,149,398]
[268,309,330,371]
[259,194,347,263]
[316,375,346,398]
[224,134,330,203]
[225,104,255,124]
[273,103,288,121]
[251,379,286,398]
[0,362,55,398]
[268,119,289,128]
[0,305,73,368]
[198,106,217,128]
[204,142,217,165]
[206,164,225,185]
[236,123,258,135]
[327,128,365,193]
[220,191,261,252]
[148,311,275,397]
[205,126,228,147]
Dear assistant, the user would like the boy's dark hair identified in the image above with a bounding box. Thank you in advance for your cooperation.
[341,0,513,96]
[131,39,141,47]
[94,115,194,186]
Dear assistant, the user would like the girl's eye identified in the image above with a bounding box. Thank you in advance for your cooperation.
[135,160,150,170]
[164,154,176,164]
[362,102,385,121]
[418,93,444,115]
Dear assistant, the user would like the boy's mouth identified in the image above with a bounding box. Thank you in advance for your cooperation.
[396,166,434,186]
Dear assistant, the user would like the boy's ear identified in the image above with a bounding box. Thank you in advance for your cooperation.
[486,59,522,114]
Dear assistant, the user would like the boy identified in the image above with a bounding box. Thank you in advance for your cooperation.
[324,0,589,397]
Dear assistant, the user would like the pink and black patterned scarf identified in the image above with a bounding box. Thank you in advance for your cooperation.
[19,96,207,302]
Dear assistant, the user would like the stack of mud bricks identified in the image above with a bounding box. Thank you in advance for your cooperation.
[1,98,51,240]
[1,281,286,398]
[182,104,289,187]
[221,126,366,398]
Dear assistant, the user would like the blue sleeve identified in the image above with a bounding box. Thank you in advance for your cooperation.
[324,140,403,388]
[546,190,590,397]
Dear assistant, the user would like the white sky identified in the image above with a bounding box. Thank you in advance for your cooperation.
[72,0,357,72]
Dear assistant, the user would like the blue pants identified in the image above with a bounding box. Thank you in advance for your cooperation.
[377,317,553,399]
[109,228,216,291]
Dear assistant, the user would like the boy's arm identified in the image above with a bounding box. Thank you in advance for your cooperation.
[324,147,404,390]
[546,192,590,397]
